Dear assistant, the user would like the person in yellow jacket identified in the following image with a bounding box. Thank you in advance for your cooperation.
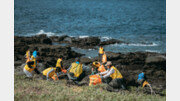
[23,58,40,78]
[67,58,86,83]
[96,61,126,91]
[91,61,106,75]
[42,67,58,80]
[98,46,104,62]
[56,56,64,73]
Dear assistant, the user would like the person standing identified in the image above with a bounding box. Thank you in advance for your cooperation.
[98,46,104,62]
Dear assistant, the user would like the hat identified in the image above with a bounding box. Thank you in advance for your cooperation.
[105,61,112,66]
[33,51,37,58]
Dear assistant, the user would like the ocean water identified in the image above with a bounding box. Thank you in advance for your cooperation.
[15,0,166,55]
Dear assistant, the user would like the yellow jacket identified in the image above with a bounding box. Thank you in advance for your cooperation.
[56,58,62,69]
[98,65,106,73]
[31,55,36,68]
[102,53,107,63]
[99,47,104,54]
[110,66,123,79]
[42,67,56,78]
[69,62,83,77]
[24,61,36,72]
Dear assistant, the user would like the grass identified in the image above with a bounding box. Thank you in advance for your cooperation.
[14,74,166,101]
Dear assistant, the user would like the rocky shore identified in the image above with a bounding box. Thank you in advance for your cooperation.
[14,34,166,95]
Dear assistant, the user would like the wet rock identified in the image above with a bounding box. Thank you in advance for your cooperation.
[50,35,69,42]
[145,55,166,64]
[99,39,123,46]
[41,37,52,44]
[70,37,101,49]
[80,57,93,65]
[105,51,122,60]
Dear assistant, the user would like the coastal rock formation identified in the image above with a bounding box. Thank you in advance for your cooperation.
[14,35,166,95]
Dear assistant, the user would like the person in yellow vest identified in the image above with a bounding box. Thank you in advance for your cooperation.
[23,50,41,78]
[98,46,104,62]
[56,56,64,73]
[42,67,58,80]
[91,61,101,75]
[91,61,106,75]
[97,61,126,91]
[67,58,86,83]
[102,52,107,64]
[25,50,31,63]
[23,58,40,78]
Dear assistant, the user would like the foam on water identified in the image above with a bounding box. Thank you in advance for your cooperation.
[111,43,158,47]
[79,35,89,38]
[100,36,112,41]
[145,50,161,53]
[36,30,55,36]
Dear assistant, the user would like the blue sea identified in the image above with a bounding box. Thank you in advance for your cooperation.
[15,0,166,56]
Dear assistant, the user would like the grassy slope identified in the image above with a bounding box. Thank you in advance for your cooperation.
[14,74,165,101]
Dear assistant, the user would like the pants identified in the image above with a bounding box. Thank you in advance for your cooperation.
[56,67,62,73]
[23,68,33,77]
[98,54,103,62]
[106,78,126,91]
[137,79,145,87]
[67,71,85,82]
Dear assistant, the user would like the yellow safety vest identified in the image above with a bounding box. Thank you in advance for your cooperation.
[102,53,107,63]
[56,58,62,69]
[93,62,101,68]
[98,65,106,73]
[99,47,104,54]
[24,61,36,72]
[31,56,36,68]
[110,66,123,79]
[69,62,83,77]
[25,50,30,59]
[42,67,56,78]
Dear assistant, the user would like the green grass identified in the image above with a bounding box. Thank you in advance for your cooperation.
[14,74,166,101]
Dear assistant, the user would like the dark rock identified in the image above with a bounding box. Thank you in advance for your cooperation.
[105,51,122,60]
[99,39,123,46]
[50,35,69,42]
[80,57,93,65]
[41,37,52,44]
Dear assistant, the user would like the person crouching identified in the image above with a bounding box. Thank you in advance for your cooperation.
[97,61,126,92]
[23,57,40,78]
[42,67,58,81]
[67,58,86,85]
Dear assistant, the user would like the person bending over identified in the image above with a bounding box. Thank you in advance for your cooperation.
[97,61,126,92]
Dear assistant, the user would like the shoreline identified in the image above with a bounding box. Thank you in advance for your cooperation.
[14,34,166,96]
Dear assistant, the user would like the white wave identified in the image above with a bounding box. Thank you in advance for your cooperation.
[145,50,161,53]
[78,35,89,38]
[88,56,92,59]
[110,43,158,47]
[127,43,158,47]
[101,36,112,41]
[36,30,55,36]
[88,49,95,50]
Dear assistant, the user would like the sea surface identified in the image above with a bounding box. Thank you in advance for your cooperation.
[15,0,166,57]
